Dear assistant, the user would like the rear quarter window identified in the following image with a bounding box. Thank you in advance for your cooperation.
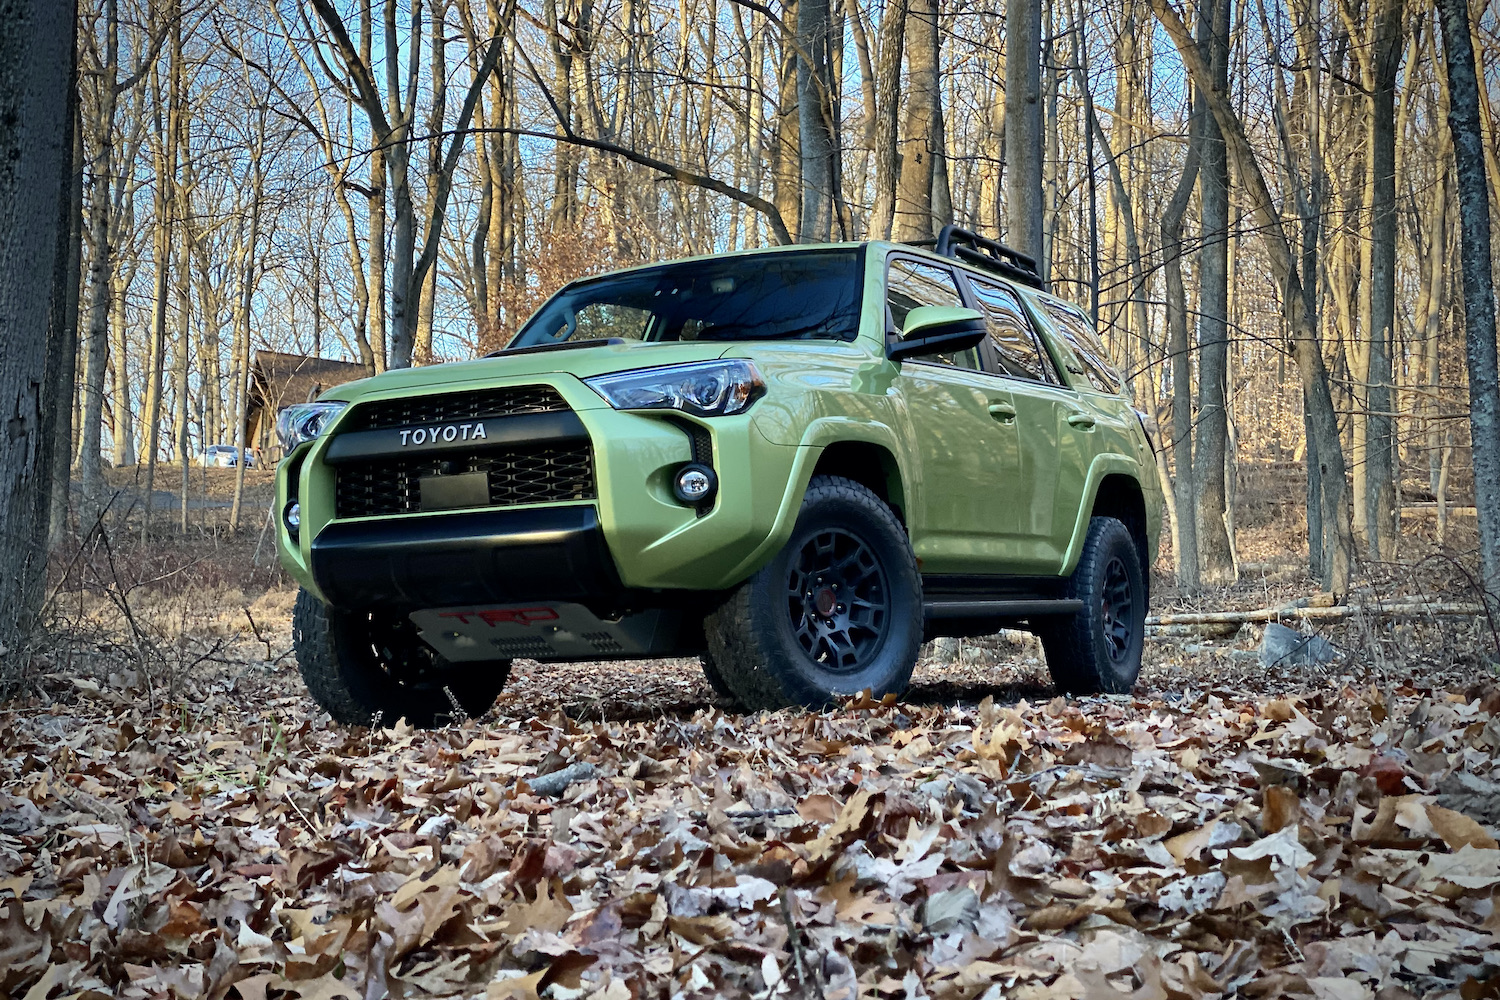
[1036,298,1123,394]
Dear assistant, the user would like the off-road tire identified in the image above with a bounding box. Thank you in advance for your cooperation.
[698,650,738,705]
[1038,517,1145,695]
[704,476,923,710]
[293,588,511,727]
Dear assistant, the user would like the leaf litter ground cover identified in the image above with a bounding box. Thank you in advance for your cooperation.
[3,630,1500,1000]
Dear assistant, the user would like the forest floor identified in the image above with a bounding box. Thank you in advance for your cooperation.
[2,462,1499,999]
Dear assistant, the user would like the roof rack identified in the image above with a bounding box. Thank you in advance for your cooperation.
[932,224,1045,290]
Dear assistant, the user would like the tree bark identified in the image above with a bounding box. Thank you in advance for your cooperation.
[78,0,122,505]
[1192,0,1235,584]
[1356,0,1404,559]
[893,0,939,240]
[796,0,837,241]
[1162,108,1201,593]
[0,0,77,669]
[869,0,906,239]
[1435,0,1500,601]
[1004,0,1043,258]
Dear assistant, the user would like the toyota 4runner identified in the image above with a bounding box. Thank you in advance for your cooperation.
[277,226,1163,725]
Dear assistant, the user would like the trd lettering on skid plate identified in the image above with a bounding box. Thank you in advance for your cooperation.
[399,422,489,447]
[438,607,560,627]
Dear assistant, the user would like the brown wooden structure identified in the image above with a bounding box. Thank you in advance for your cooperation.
[244,351,367,461]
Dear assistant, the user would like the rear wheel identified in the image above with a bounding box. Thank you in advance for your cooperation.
[293,588,511,727]
[704,476,922,710]
[1038,517,1145,695]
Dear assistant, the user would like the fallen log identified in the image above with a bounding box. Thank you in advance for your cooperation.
[1146,601,1487,627]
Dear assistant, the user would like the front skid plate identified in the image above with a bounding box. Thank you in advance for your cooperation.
[411,603,681,662]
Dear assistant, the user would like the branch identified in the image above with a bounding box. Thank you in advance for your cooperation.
[496,128,793,245]
[408,14,511,304]
[308,0,394,138]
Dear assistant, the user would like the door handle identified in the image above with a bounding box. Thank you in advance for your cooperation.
[1066,411,1097,429]
[988,402,1017,423]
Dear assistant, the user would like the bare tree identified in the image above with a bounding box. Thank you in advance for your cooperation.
[0,0,77,664]
[1434,0,1500,601]
[1004,0,1043,258]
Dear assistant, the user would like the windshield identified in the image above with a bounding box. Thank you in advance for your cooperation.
[506,248,865,351]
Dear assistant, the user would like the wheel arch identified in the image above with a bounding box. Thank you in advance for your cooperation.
[1060,459,1152,581]
[809,440,908,524]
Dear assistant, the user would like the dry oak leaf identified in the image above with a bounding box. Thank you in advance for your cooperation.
[1261,785,1299,834]
[1426,804,1500,851]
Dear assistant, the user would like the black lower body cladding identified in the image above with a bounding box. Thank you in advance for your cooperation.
[309,506,622,610]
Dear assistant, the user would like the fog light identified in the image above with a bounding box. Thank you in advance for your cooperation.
[672,463,717,505]
[284,500,301,533]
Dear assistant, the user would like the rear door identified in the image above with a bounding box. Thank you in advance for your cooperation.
[886,256,1021,573]
[963,274,1094,574]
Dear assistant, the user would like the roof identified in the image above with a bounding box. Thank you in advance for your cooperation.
[249,351,367,407]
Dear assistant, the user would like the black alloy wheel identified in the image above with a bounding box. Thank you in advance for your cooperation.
[787,528,891,672]
[704,475,923,710]
[1099,555,1135,664]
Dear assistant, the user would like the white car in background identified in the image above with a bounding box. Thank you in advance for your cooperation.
[201,444,255,468]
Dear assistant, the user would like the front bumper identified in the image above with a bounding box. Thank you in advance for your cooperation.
[309,506,621,610]
[277,373,813,606]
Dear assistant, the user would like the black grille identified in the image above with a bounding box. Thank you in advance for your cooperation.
[335,444,595,518]
[346,385,570,432]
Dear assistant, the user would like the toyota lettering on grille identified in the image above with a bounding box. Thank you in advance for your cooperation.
[399,422,488,446]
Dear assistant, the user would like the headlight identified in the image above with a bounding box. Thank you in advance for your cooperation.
[276,401,348,452]
[585,360,765,417]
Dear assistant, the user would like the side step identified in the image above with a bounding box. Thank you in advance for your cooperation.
[923,598,1082,619]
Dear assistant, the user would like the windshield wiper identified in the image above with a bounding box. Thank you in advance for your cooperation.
[484,337,626,358]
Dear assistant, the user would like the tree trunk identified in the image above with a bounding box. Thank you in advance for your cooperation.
[869,0,906,239]
[1162,109,1201,593]
[1435,0,1500,602]
[772,0,801,243]
[78,0,121,505]
[0,0,76,672]
[48,86,84,547]
[1192,0,1235,585]
[893,0,939,240]
[1004,0,1043,258]
[1356,0,1403,560]
[796,0,837,241]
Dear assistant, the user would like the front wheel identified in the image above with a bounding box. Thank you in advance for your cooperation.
[704,476,923,711]
[292,589,511,727]
[1037,516,1146,695]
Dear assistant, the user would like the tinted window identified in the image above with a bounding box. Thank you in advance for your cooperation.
[886,258,980,370]
[968,277,1055,382]
[1037,299,1123,393]
[508,249,863,349]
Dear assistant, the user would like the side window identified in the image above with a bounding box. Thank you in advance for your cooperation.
[885,258,980,371]
[967,276,1057,383]
[1037,299,1123,393]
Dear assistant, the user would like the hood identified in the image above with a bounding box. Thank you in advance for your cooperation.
[320,340,734,402]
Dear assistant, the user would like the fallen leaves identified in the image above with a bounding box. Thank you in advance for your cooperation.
[2,658,1500,999]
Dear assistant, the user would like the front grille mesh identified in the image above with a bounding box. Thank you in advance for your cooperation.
[346,385,570,432]
[333,385,594,518]
[336,445,595,518]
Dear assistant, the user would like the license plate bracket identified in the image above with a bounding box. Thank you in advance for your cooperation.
[419,471,489,511]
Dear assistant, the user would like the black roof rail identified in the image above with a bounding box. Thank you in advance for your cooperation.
[931,224,1046,290]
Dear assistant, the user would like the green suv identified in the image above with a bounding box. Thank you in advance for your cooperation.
[277,227,1162,725]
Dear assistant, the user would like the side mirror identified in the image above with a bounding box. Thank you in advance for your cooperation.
[888,306,987,363]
